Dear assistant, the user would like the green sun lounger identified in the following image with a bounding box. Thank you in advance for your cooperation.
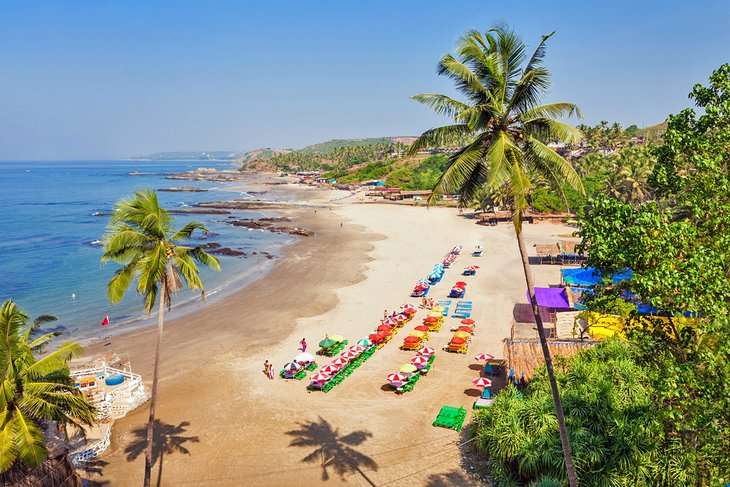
[432,405,467,431]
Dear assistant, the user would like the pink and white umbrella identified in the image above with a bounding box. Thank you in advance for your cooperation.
[418,345,435,357]
[320,364,340,375]
[410,355,428,368]
[310,372,331,382]
[474,353,495,362]
[332,357,349,367]
[349,345,366,353]
[283,362,302,372]
[472,377,493,388]
[386,372,409,386]
[342,349,360,360]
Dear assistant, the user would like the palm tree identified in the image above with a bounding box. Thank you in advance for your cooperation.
[0,299,96,475]
[101,190,220,487]
[409,27,582,486]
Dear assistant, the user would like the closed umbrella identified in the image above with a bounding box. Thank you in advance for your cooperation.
[474,353,494,361]
[399,364,417,374]
[472,377,492,388]
[461,318,475,325]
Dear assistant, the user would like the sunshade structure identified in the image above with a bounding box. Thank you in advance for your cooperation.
[342,349,360,360]
[403,336,421,344]
[310,372,331,382]
[457,326,473,333]
[386,372,409,386]
[399,364,417,374]
[369,333,384,344]
[357,338,372,347]
[419,346,435,356]
[474,353,494,361]
[332,357,349,367]
[349,344,366,353]
[561,267,633,287]
[472,377,493,388]
[450,337,466,345]
[513,303,553,324]
[283,362,302,372]
[414,325,430,332]
[410,355,428,367]
[532,287,572,310]
[320,364,340,375]
[319,337,337,349]
[294,352,315,364]
[460,318,475,325]
[377,324,392,332]
[409,330,426,338]
[423,316,439,324]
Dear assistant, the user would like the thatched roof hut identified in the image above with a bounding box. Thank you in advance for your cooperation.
[503,337,597,381]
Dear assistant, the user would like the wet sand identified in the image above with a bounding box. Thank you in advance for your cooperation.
[80,191,572,487]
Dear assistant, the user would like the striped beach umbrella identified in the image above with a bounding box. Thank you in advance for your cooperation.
[320,364,340,375]
[310,372,331,382]
[474,353,494,361]
[283,362,301,372]
[357,338,372,347]
[410,355,428,367]
[349,344,366,353]
[332,357,349,367]
[294,352,315,364]
[472,377,492,388]
[386,372,408,386]
[342,349,360,360]
[418,345,435,357]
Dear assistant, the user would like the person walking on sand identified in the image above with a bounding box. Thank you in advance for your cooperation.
[298,337,307,353]
[263,360,271,379]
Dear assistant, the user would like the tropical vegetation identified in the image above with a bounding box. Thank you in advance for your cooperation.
[409,25,584,485]
[101,190,220,487]
[474,64,730,486]
[0,299,95,477]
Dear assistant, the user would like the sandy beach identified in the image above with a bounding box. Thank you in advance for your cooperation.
[80,187,572,487]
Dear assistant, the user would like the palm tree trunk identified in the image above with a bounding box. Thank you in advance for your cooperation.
[515,225,578,487]
[143,292,165,487]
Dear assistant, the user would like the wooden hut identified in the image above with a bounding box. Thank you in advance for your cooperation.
[503,337,597,381]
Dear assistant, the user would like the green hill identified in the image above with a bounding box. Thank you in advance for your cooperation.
[299,137,393,154]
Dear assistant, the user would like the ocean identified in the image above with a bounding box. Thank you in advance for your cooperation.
[0,160,294,342]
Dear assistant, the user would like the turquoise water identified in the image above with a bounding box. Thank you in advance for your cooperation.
[0,160,294,341]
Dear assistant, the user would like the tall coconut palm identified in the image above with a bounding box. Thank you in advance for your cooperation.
[101,190,220,487]
[0,299,96,475]
[409,27,583,486]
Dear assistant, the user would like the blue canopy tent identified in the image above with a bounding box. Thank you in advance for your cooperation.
[561,267,633,287]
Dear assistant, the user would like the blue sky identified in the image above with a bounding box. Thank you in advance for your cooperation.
[1,0,728,160]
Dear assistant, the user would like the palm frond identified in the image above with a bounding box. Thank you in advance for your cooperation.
[172,222,209,241]
[520,102,582,120]
[12,410,47,468]
[406,124,473,156]
[437,54,487,101]
[107,261,138,304]
[411,93,469,119]
[525,137,584,194]
[429,138,488,205]
[523,118,583,144]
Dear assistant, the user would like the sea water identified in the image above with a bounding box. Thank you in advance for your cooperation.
[0,160,294,341]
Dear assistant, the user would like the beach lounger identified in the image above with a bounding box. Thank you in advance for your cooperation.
[432,405,467,431]
[472,397,494,409]
[452,310,472,318]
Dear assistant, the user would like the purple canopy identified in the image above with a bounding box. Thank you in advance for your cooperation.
[530,287,571,309]
[513,303,553,324]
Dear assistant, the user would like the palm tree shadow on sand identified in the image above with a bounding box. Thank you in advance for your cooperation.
[124,420,200,487]
[425,469,473,486]
[286,416,378,487]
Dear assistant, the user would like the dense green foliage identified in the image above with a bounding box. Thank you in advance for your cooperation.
[476,341,659,486]
[0,300,95,473]
[263,141,399,173]
[384,155,450,189]
[476,65,730,486]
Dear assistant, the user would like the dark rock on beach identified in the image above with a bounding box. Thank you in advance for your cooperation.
[158,187,208,192]
[208,247,247,257]
[226,218,313,237]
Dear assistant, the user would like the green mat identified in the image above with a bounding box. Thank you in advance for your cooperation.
[432,405,467,432]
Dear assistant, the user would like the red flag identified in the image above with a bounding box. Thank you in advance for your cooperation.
[101,314,110,327]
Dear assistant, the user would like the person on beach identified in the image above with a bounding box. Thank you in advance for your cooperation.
[298,338,307,353]
[383,309,388,319]
[263,360,271,379]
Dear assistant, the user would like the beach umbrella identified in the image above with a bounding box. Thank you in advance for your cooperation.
[320,364,340,375]
[294,352,315,364]
[349,344,366,353]
[474,353,494,362]
[385,318,397,326]
[457,326,474,333]
[377,324,392,332]
[319,337,337,348]
[377,330,391,339]
[428,311,442,319]
[472,377,493,388]
[342,349,359,360]
[460,318,475,325]
[410,355,428,367]
[409,330,426,338]
[332,356,349,367]
[395,314,406,322]
[329,335,344,343]
[357,338,372,347]
[418,345,435,356]
[454,331,471,339]
[310,372,331,382]
[455,281,467,288]
[450,337,466,345]
[423,316,439,323]
[414,325,430,332]
[386,372,409,386]
[369,333,384,344]
[399,363,418,374]
[403,335,421,344]
[283,362,302,372]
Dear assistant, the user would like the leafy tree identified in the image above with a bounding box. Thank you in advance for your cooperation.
[475,340,661,486]
[409,26,583,485]
[0,299,96,474]
[101,190,220,487]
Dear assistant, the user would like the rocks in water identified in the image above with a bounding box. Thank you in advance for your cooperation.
[208,247,247,257]
[158,187,208,192]
[226,218,313,236]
